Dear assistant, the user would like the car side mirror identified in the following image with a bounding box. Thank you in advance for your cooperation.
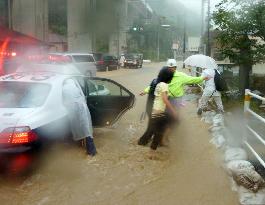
[98,85,105,91]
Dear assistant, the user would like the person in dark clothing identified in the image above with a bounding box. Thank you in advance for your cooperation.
[138,78,158,146]
[138,67,176,153]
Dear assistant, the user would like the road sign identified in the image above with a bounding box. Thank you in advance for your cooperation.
[172,43,179,50]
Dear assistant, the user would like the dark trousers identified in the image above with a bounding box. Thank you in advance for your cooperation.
[138,113,170,150]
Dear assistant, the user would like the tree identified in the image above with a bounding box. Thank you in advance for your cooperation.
[213,0,265,94]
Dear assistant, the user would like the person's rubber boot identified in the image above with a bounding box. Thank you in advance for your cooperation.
[86,137,97,156]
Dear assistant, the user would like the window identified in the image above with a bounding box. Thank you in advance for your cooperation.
[93,53,103,61]
[87,81,97,94]
[0,82,51,108]
[88,55,95,62]
[103,55,113,61]
[72,55,94,62]
[87,79,130,97]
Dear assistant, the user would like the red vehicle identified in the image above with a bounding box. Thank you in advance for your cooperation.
[93,53,119,71]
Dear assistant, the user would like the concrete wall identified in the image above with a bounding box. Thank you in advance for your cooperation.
[67,0,93,52]
[108,0,127,56]
[108,24,127,56]
[12,0,48,41]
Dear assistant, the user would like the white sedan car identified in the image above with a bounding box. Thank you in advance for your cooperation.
[0,71,135,153]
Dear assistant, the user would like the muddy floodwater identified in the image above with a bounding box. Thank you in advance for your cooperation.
[0,63,238,205]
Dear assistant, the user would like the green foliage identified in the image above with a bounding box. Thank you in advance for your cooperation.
[213,0,265,66]
[213,0,265,94]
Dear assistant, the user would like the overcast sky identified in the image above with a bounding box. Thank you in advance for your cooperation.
[180,0,221,13]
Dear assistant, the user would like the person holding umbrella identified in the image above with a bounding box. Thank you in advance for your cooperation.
[184,54,224,115]
[197,67,224,115]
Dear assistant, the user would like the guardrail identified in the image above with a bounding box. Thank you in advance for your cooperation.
[244,89,265,168]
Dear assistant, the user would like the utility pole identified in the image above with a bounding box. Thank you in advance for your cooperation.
[182,13,186,64]
[157,24,160,61]
[7,0,12,29]
[200,0,205,54]
[117,12,120,57]
[206,0,211,56]
[157,16,161,62]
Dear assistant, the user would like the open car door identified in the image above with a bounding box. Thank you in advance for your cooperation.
[83,77,135,127]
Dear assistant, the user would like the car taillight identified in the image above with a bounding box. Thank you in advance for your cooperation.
[0,126,38,144]
[0,51,17,58]
[48,55,72,63]
[97,60,103,65]
[27,54,72,63]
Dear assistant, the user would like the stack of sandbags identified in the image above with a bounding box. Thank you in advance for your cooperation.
[233,168,265,193]
[224,147,248,163]
[201,111,216,124]
[225,158,265,204]
[208,114,226,149]
[238,186,265,205]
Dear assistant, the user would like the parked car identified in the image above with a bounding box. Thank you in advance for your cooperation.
[48,53,97,77]
[93,53,119,71]
[0,69,135,155]
[124,53,143,68]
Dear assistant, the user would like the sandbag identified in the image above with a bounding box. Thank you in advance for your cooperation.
[208,125,224,133]
[224,147,248,163]
[210,134,226,149]
[239,186,265,204]
[201,111,216,124]
[233,169,265,193]
[212,113,224,127]
[226,160,255,176]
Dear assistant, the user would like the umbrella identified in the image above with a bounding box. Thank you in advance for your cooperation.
[184,54,217,70]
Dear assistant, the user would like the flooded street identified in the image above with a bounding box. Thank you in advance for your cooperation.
[0,63,238,205]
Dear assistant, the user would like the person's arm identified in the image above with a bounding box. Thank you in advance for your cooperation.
[161,91,177,118]
[139,86,150,96]
[183,75,206,85]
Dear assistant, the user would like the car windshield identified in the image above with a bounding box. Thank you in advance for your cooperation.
[0,81,51,108]
[93,53,103,61]
[125,54,137,59]
[103,55,113,60]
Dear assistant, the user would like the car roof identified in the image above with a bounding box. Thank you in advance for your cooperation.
[16,63,83,76]
[93,53,115,56]
[0,72,68,84]
[50,52,93,56]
